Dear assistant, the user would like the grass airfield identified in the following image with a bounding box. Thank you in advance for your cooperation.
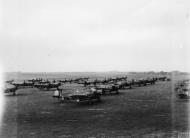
[1,73,189,138]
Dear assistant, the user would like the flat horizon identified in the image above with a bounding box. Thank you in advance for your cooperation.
[4,70,189,73]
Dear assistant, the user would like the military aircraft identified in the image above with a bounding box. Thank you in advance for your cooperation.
[143,78,156,85]
[73,77,89,83]
[57,79,73,84]
[94,84,119,95]
[175,80,190,99]
[6,80,14,84]
[12,80,34,88]
[34,81,61,90]
[4,83,18,95]
[115,80,132,89]
[157,76,170,81]
[130,79,146,87]
[61,87,101,104]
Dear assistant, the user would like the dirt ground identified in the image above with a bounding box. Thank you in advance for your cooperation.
[1,73,189,138]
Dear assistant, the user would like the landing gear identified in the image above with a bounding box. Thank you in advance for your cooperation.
[13,91,16,96]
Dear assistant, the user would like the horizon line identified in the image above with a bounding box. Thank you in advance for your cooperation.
[4,70,189,73]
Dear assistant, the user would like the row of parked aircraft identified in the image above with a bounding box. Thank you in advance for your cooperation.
[4,76,171,103]
[51,76,170,104]
[57,76,172,104]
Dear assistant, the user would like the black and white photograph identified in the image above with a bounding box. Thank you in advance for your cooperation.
[0,0,190,137]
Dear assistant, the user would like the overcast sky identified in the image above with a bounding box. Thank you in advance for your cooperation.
[0,0,189,72]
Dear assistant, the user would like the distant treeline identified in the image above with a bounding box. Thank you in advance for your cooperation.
[5,71,189,77]
[128,71,189,75]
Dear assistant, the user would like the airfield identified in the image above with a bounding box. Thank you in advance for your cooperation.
[1,72,189,138]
